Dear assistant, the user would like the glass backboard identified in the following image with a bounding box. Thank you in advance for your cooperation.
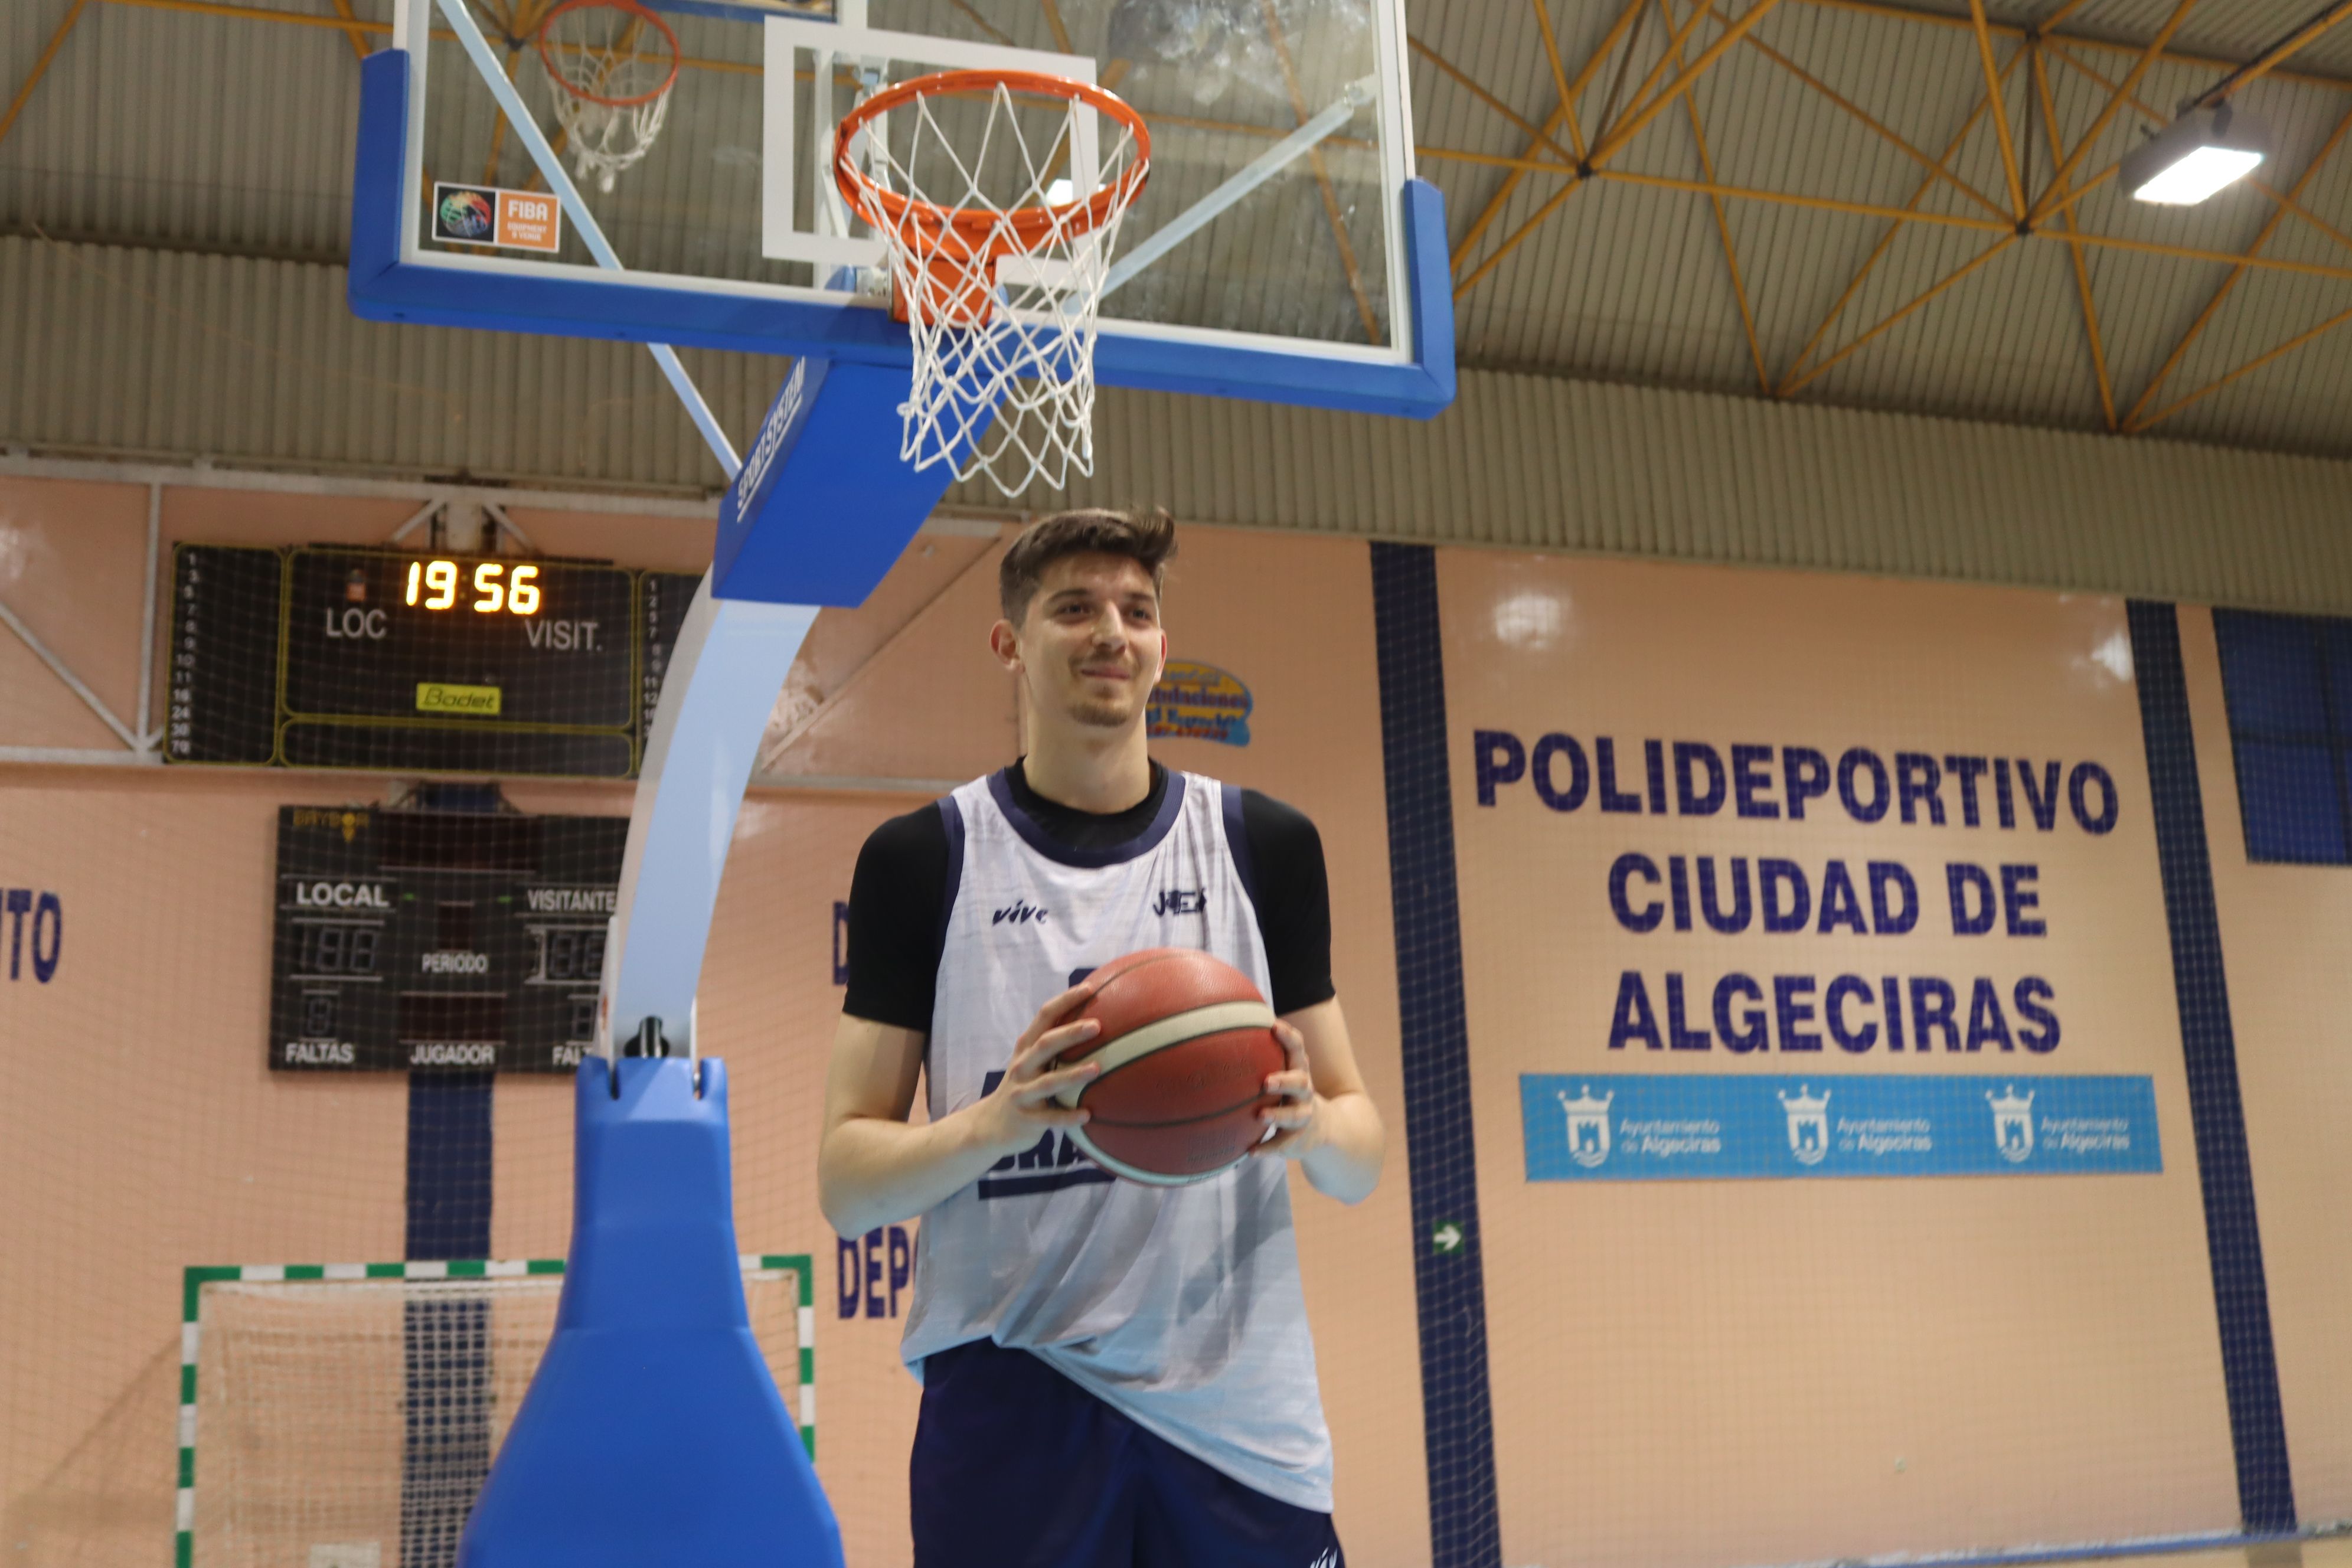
[352,0,1450,413]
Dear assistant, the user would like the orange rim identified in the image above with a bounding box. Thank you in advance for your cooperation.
[533,0,680,110]
[834,69,1151,266]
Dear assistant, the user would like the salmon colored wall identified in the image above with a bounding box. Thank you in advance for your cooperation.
[1436,551,2239,1568]
[0,767,411,1562]
[2178,606,2352,1524]
[0,482,1427,1568]
[9,469,2344,1568]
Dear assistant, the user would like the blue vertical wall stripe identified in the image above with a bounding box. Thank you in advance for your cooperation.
[405,1071,496,1568]
[406,1071,495,1260]
[1368,543,1502,1568]
[2125,601,2297,1531]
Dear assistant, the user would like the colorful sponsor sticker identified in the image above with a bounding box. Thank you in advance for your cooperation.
[431,184,562,254]
[1521,1072,2162,1181]
[1147,661,1252,746]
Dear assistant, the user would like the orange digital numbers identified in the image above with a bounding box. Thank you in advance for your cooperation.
[403,559,542,616]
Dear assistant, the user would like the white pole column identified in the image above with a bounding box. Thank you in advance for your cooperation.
[596,580,817,1063]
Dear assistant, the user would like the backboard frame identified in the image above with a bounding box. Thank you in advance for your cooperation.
[348,0,1453,417]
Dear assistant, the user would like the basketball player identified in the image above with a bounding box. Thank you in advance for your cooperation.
[820,508,1385,1568]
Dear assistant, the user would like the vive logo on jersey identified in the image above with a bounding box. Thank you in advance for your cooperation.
[1153,887,1206,917]
[975,1070,1114,1200]
[992,899,1050,927]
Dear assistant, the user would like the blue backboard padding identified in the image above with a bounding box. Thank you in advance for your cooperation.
[711,357,957,606]
[455,1057,844,1567]
[348,50,1456,417]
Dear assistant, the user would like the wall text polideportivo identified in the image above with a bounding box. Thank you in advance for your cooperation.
[1471,731,2125,1060]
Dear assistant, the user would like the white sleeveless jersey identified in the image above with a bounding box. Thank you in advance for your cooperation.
[899,766,1334,1512]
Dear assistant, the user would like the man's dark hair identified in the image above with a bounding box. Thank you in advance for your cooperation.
[998,507,1177,625]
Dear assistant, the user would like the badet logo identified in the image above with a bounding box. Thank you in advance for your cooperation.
[1147,661,1253,747]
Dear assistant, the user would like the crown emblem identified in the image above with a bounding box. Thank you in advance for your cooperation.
[1778,1084,1831,1166]
[1558,1085,1614,1169]
[1986,1084,2035,1163]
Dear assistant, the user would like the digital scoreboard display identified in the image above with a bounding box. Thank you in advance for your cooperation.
[270,805,627,1073]
[171,544,702,779]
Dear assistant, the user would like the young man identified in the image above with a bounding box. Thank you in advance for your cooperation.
[821,508,1385,1568]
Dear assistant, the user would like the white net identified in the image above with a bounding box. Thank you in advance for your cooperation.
[535,1,677,195]
[838,77,1147,498]
[187,1265,810,1568]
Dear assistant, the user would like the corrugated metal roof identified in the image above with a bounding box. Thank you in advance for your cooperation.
[0,233,788,488]
[6,0,2352,460]
[1419,0,2352,454]
[8,233,2352,609]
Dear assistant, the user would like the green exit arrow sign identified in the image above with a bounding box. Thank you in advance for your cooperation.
[1431,1220,1464,1255]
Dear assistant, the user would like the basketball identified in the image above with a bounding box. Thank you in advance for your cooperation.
[1053,948,1289,1185]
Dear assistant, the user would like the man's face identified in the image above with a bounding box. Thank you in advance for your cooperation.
[1004,553,1165,731]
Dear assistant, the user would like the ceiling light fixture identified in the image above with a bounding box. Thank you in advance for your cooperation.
[2122,102,2270,205]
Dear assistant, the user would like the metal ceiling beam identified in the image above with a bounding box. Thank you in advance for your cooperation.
[2032,42,2115,429]
[1449,0,1650,272]
[1782,234,2021,396]
[1966,0,2026,220]
[1527,0,1587,159]
[2134,299,2352,432]
[1598,0,1716,149]
[2030,0,2200,226]
[1,0,92,155]
[2057,227,2352,281]
[102,0,385,30]
[1791,0,2352,95]
[1410,38,1578,168]
[2252,177,2352,257]
[1778,47,2022,389]
[1453,174,1585,298]
[2125,99,2352,430]
[1660,0,1767,393]
[1457,0,1792,300]
[1597,168,2010,231]
[1417,145,1580,173]
[1587,164,2352,283]
[2193,0,2352,105]
[2048,31,2352,264]
[324,0,371,63]
[1729,20,2008,219]
[1589,0,1786,167]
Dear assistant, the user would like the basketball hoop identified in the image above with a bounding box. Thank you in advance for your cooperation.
[834,70,1151,497]
[534,0,680,195]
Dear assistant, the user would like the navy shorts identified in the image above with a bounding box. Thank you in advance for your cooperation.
[910,1339,1344,1568]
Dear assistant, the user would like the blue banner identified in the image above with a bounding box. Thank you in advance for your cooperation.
[1521,1072,2161,1181]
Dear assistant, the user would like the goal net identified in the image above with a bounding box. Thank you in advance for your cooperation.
[179,1257,812,1568]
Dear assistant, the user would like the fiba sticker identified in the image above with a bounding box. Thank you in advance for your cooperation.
[1147,661,1252,746]
[431,184,561,253]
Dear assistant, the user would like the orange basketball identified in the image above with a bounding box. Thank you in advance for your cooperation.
[1053,948,1287,1185]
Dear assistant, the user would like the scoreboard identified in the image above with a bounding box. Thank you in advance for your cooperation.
[270,804,626,1073]
[171,544,702,779]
